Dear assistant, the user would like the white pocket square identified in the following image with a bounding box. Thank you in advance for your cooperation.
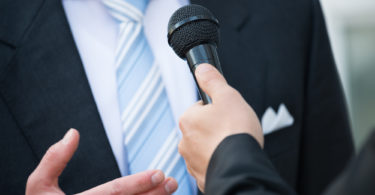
[261,104,294,135]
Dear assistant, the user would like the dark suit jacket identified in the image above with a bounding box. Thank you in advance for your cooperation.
[205,132,375,195]
[0,0,353,194]
[323,129,375,195]
[205,134,297,195]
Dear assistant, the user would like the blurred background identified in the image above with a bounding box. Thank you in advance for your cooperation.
[321,0,375,150]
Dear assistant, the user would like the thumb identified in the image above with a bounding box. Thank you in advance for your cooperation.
[28,129,80,187]
[195,63,228,100]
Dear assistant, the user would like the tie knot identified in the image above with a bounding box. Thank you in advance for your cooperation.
[102,0,149,23]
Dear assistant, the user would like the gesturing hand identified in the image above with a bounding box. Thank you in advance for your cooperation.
[178,64,264,192]
[26,129,178,195]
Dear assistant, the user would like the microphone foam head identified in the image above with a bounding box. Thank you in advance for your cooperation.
[168,4,220,59]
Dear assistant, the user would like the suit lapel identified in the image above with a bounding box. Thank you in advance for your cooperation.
[191,0,250,30]
[191,0,266,115]
[0,0,120,193]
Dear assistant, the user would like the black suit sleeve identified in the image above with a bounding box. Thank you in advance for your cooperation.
[298,1,354,194]
[205,134,297,195]
[323,130,375,195]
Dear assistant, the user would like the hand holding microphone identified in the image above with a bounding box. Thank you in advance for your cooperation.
[168,5,263,191]
[178,64,264,192]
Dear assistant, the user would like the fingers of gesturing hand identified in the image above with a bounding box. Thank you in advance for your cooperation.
[26,129,79,195]
[77,170,177,195]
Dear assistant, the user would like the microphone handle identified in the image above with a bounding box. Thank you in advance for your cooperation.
[186,44,223,104]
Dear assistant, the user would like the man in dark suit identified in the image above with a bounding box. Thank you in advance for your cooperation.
[0,0,352,194]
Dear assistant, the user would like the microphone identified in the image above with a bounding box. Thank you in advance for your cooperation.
[167,4,222,104]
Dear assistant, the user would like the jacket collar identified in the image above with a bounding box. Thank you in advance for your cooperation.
[0,0,121,193]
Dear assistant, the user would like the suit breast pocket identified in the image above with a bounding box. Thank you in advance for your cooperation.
[263,125,300,158]
[263,125,301,187]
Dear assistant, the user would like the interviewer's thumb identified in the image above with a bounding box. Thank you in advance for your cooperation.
[195,63,228,100]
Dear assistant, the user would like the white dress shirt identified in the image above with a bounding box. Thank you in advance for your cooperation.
[62,0,196,176]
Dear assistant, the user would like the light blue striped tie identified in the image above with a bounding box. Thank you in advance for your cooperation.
[102,0,194,194]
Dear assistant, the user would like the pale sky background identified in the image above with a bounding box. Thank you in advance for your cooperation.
[321,0,375,150]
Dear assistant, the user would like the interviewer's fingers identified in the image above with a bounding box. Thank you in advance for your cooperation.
[27,129,79,187]
[179,100,204,134]
[77,170,174,195]
[194,63,228,100]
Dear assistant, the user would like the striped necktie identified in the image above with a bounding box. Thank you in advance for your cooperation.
[102,0,194,194]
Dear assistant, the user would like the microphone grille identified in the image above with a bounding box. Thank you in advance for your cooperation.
[168,4,220,59]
